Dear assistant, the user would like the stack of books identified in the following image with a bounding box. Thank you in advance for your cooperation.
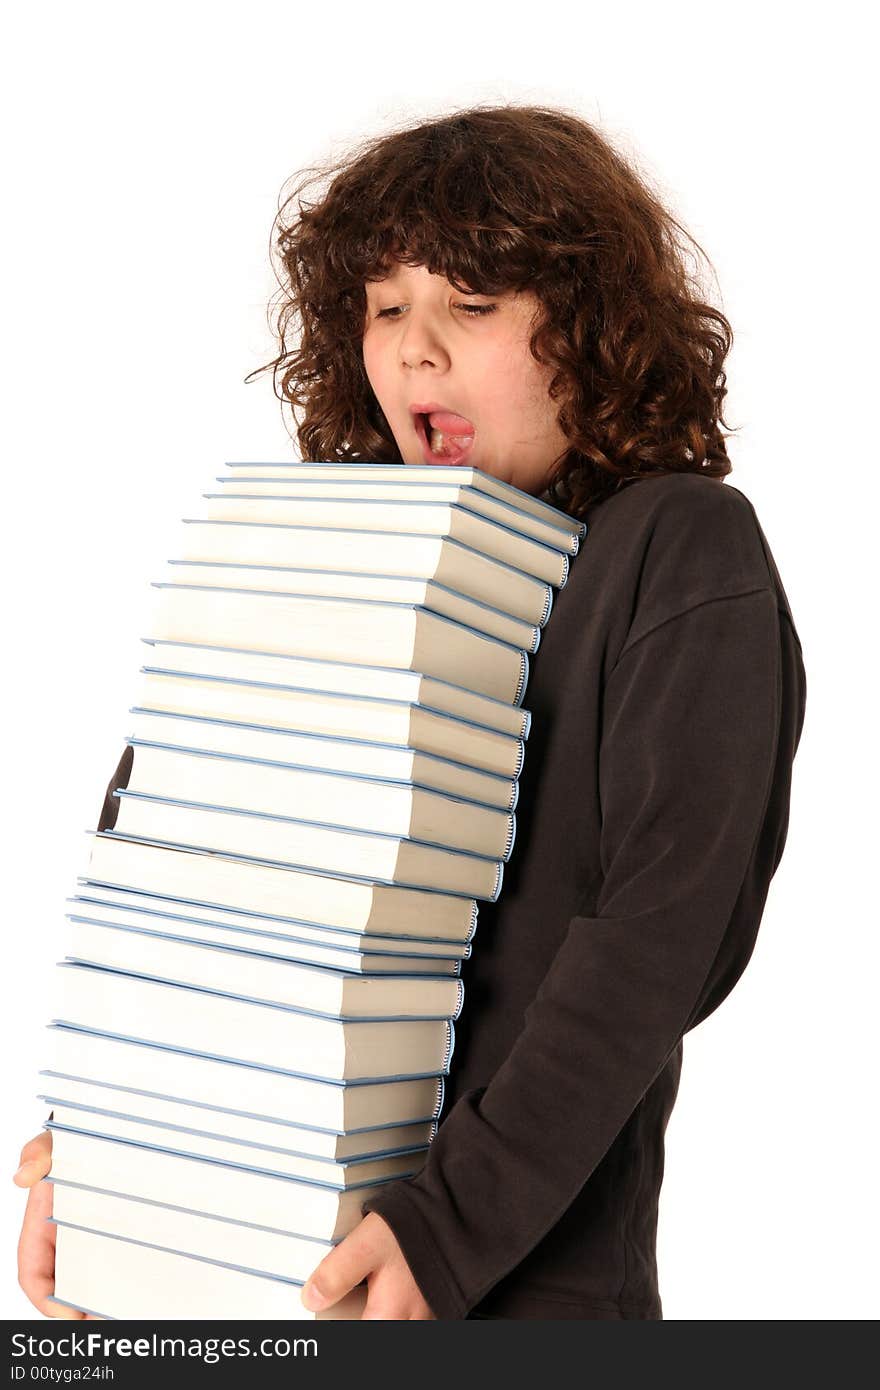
[39,462,586,1320]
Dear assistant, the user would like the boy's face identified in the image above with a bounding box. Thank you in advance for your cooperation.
[362,262,569,496]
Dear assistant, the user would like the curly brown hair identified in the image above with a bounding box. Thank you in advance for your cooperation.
[245,103,736,517]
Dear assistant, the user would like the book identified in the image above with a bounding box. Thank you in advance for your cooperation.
[63,917,465,1019]
[126,707,518,811]
[123,739,515,859]
[47,1125,392,1235]
[180,520,554,624]
[46,1111,426,1187]
[50,1221,367,1319]
[107,790,504,900]
[222,461,587,540]
[52,962,456,1080]
[82,835,479,944]
[149,584,529,704]
[135,668,525,778]
[45,1026,446,1129]
[202,493,571,585]
[37,1076,436,1157]
[141,638,532,737]
[164,560,542,652]
[68,896,466,973]
[211,476,578,553]
[49,1181,341,1284]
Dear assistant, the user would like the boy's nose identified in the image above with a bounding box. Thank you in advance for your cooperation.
[398,312,451,371]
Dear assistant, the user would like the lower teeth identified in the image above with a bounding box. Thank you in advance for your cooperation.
[429,428,447,455]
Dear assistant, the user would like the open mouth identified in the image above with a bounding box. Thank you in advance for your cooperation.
[412,409,476,465]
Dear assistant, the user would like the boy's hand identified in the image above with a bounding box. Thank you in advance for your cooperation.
[301,1212,435,1319]
[13,1130,97,1320]
[16,1135,431,1320]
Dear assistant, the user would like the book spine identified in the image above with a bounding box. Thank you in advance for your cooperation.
[442,1019,454,1074]
[432,1075,445,1121]
[452,978,465,1021]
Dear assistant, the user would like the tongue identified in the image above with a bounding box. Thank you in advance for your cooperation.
[428,410,474,436]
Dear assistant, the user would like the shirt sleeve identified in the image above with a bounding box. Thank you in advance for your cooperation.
[96,744,133,832]
[361,585,800,1319]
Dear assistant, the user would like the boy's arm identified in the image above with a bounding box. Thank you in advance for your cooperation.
[361,586,806,1320]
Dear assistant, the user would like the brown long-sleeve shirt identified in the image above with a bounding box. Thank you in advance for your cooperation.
[360,471,807,1319]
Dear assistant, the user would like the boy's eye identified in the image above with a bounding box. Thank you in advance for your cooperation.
[375,303,497,319]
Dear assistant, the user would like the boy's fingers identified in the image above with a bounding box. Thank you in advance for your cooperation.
[301,1231,373,1311]
[14,1131,52,1187]
[17,1178,83,1319]
[12,1158,52,1188]
[17,1131,51,1165]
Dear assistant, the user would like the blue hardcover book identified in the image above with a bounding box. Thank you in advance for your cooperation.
[202,492,571,586]
[165,558,542,652]
[43,1111,427,1189]
[125,706,519,812]
[49,1220,368,1317]
[61,915,465,1020]
[46,1180,345,1287]
[212,473,578,555]
[222,459,588,540]
[46,1181,344,1291]
[38,1078,437,1157]
[122,738,516,860]
[107,787,505,901]
[45,1024,448,1129]
[81,835,480,945]
[51,961,457,1080]
[134,656,525,778]
[71,887,471,956]
[149,581,529,706]
[68,895,468,970]
[181,517,556,623]
[140,635,533,732]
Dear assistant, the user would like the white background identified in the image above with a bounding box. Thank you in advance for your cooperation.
[3,1,876,1321]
